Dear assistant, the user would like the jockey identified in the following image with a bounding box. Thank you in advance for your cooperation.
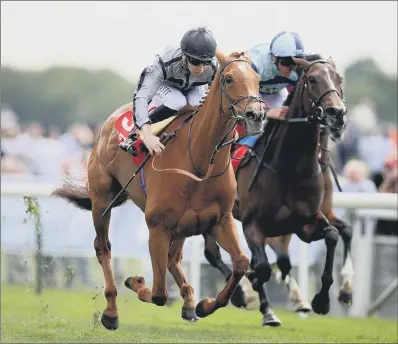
[248,31,306,126]
[120,26,218,156]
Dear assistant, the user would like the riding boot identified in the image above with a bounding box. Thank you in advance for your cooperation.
[119,105,177,155]
[148,104,177,124]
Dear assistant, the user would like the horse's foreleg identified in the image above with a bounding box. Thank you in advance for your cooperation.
[91,199,119,331]
[327,212,354,307]
[125,225,171,306]
[298,212,339,315]
[167,238,199,322]
[203,233,247,308]
[195,214,249,318]
[244,222,281,326]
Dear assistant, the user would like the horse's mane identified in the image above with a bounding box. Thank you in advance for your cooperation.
[302,53,324,62]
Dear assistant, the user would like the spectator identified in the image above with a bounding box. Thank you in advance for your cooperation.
[333,159,378,219]
[341,159,378,193]
[47,125,61,140]
[376,156,398,236]
[357,127,396,188]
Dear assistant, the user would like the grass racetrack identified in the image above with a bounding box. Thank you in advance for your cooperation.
[1,284,397,343]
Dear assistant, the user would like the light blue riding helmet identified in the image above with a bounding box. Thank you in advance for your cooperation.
[269,31,305,57]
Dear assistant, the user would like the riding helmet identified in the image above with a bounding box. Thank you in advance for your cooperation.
[180,27,217,61]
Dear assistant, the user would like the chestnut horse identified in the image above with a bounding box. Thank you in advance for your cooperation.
[53,51,265,330]
[201,56,347,326]
[203,127,354,326]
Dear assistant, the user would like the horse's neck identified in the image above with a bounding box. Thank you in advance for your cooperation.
[190,79,234,171]
[272,80,321,174]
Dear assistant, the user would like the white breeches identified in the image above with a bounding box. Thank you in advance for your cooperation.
[149,85,207,111]
[260,88,289,108]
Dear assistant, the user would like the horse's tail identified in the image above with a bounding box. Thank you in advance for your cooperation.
[53,179,92,211]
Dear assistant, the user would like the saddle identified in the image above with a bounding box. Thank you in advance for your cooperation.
[114,103,178,163]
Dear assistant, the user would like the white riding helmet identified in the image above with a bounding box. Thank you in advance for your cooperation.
[269,31,305,58]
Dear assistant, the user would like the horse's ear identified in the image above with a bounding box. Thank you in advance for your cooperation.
[216,49,228,68]
[229,51,251,63]
[327,56,336,68]
[292,57,310,70]
[243,51,252,63]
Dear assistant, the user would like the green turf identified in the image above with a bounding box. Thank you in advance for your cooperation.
[1,284,397,343]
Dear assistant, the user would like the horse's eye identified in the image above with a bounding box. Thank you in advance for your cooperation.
[308,76,316,84]
[224,76,233,85]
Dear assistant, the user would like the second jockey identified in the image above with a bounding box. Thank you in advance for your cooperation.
[248,30,306,125]
[120,26,218,156]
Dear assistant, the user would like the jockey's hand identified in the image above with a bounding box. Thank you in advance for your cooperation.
[141,124,165,156]
[267,106,289,121]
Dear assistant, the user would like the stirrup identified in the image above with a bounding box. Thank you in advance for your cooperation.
[120,131,139,156]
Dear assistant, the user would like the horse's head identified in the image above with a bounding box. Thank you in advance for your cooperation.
[292,57,347,141]
[215,50,265,136]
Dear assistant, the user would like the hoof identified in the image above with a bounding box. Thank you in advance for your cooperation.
[195,299,208,319]
[262,308,282,327]
[182,307,200,322]
[338,289,353,307]
[101,313,119,331]
[311,293,330,315]
[124,277,132,290]
[152,296,167,306]
[125,276,146,292]
[230,284,248,309]
[294,301,312,314]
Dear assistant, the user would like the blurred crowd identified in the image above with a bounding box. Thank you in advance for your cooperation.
[1,103,102,183]
[1,101,397,223]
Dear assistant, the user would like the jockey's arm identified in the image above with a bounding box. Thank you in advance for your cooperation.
[134,59,165,131]
[265,85,296,121]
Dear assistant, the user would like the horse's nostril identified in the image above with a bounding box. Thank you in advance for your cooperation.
[326,107,345,117]
[246,111,256,120]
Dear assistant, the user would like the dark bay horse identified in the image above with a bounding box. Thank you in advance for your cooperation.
[202,56,347,326]
[53,51,265,330]
[203,127,354,325]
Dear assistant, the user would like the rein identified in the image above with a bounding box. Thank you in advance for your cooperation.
[152,58,263,181]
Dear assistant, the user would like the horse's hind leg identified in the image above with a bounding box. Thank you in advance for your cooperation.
[243,221,281,326]
[167,238,199,322]
[125,225,171,306]
[89,182,119,330]
[268,236,312,314]
[203,233,247,308]
[327,212,354,307]
[195,214,249,318]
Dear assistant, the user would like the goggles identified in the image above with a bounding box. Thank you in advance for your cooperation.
[186,55,212,66]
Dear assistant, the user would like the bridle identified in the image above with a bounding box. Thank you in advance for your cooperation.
[289,60,346,124]
[218,59,264,121]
